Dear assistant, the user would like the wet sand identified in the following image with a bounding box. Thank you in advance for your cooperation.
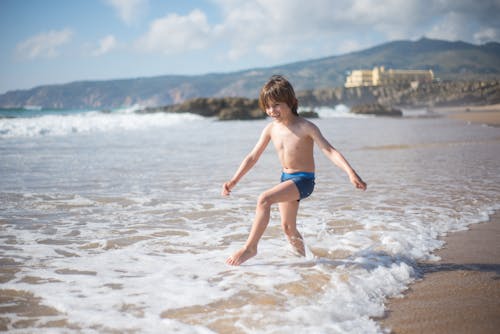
[436,103,500,126]
[381,212,500,334]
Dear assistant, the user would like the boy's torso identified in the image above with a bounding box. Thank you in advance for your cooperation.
[270,118,315,173]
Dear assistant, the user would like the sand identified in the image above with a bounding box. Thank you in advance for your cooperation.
[435,103,500,126]
[380,212,500,334]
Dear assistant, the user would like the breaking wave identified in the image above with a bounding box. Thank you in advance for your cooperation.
[0,109,205,139]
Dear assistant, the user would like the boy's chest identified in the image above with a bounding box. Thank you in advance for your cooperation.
[271,126,309,151]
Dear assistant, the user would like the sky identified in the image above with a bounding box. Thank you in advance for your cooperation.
[1,0,500,94]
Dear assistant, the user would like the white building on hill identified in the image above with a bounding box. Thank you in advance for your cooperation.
[345,66,434,88]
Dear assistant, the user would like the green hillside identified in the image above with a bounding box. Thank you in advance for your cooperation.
[1,38,499,109]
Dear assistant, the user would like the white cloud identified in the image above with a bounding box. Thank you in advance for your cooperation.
[134,0,500,65]
[212,0,500,62]
[212,0,307,60]
[337,40,363,54]
[211,0,437,61]
[426,11,470,41]
[92,35,118,56]
[421,1,500,44]
[105,0,148,25]
[16,28,73,60]
[474,28,500,44]
[135,9,211,54]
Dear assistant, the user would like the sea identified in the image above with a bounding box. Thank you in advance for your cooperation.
[1,105,499,333]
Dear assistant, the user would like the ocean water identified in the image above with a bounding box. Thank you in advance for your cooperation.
[1,106,499,333]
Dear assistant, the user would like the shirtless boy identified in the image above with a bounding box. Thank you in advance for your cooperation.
[222,75,367,266]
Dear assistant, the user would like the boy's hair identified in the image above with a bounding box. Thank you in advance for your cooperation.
[259,75,299,116]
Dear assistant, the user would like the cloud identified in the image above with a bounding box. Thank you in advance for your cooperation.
[423,1,500,43]
[135,9,211,54]
[134,0,500,64]
[105,0,148,25]
[474,28,500,44]
[336,40,363,54]
[211,0,500,61]
[16,28,73,60]
[92,35,118,56]
[426,11,470,42]
[212,0,308,60]
[211,0,434,61]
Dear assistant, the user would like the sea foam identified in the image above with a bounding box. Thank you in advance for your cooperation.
[1,114,499,333]
[0,110,204,138]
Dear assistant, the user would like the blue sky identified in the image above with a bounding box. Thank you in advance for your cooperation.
[1,0,499,94]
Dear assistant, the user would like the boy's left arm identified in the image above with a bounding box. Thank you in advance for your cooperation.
[308,123,367,191]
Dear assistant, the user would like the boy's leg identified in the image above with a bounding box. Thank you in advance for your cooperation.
[278,200,305,256]
[226,180,300,266]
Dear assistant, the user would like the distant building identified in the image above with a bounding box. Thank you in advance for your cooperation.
[345,66,434,88]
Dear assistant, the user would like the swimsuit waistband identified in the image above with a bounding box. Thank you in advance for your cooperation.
[281,171,315,179]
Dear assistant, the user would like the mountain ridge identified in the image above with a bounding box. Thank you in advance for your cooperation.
[1,37,500,109]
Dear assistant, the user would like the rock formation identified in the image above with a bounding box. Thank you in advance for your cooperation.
[350,103,402,117]
[137,80,500,120]
[140,97,265,120]
[297,80,500,108]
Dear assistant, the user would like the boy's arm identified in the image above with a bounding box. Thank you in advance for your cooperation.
[222,124,272,196]
[308,122,367,190]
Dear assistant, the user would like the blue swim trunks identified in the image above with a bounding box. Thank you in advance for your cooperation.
[280,171,315,200]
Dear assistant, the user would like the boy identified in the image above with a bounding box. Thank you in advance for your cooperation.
[222,75,366,266]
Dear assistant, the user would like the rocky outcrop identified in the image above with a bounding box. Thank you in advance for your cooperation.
[136,80,500,120]
[297,80,500,108]
[141,97,324,120]
[218,107,266,120]
[350,103,402,117]
[140,97,266,120]
[298,110,319,118]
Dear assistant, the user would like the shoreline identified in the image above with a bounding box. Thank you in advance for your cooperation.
[433,103,500,126]
[380,211,500,334]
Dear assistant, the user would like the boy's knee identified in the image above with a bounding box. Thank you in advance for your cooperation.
[257,193,272,208]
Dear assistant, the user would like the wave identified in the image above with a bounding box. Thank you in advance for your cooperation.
[301,104,371,118]
[0,110,205,139]
[111,104,144,114]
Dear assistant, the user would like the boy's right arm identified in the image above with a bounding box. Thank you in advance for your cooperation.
[221,124,272,196]
[308,122,367,191]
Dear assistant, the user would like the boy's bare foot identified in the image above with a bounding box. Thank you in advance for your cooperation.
[226,246,257,266]
[288,235,305,256]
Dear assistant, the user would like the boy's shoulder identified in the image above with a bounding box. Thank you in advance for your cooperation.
[297,117,319,131]
[298,116,314,125]
[263,121,274,132]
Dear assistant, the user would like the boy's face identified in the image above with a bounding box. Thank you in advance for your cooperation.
[265,101,292,121]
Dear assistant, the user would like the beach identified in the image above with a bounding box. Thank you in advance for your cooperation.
[436,103,500,126]
[379,105,500,333]
[381,211,500,334]
[1,106,499,333]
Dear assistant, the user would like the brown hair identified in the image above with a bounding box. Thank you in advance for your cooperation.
[258,75,298,116]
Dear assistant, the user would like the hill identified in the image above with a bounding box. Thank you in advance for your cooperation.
[1,38,500,109]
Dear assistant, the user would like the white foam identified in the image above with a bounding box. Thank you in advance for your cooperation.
[0,110,204,138]
[1,115,500,333]
[302,104,370,118]
[114,104,144,114]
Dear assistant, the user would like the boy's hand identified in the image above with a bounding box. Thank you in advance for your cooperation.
[221,181,234,196]
[349,172,367,191]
